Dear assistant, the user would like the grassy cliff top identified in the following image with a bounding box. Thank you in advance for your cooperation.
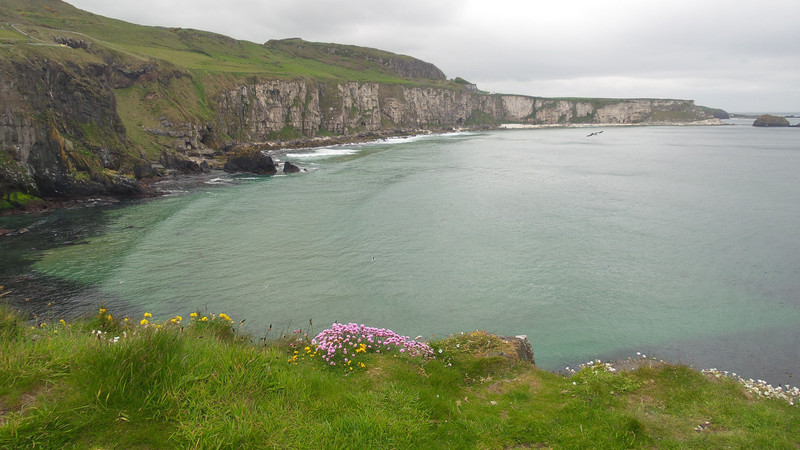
[0,0,453,85]
[1,303,798,448]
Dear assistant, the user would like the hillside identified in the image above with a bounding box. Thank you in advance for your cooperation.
[0,0,726,207]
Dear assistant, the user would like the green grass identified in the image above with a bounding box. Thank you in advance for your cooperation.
[1,302,798,449]
[0,0,453,86]
[651,110,700,122]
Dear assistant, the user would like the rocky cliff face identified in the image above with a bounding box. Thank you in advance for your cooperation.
[0,55,143,200]
[211,80,717,146]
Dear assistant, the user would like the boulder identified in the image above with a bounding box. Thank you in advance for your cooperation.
[223,149,277,174]
[283,161,301,173]
[753,114,790,127]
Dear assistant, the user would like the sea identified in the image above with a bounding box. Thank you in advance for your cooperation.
[2,117,799,387]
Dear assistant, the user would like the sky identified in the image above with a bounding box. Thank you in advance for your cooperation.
[65,0,800,113]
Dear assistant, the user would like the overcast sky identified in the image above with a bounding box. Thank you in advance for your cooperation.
[66,0,799,113]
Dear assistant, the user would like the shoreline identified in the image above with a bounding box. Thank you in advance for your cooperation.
[1,119,727,217]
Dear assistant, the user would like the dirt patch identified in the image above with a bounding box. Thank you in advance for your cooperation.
[0,386,50,425]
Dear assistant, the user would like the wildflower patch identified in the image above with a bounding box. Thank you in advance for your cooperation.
[312,323,435,370]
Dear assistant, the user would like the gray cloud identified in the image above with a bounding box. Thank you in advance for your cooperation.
[68,0,800,112]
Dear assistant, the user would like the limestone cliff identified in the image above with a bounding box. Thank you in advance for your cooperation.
[209,80,718,147]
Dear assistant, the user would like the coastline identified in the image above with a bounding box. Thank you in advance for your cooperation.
[1,120,728,216]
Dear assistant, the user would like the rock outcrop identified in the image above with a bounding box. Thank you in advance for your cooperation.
[753,114,791,127]
[283,161,301,174]
[223,148,277,174]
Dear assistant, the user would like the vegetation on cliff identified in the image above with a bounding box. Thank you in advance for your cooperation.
[1,302,798,448]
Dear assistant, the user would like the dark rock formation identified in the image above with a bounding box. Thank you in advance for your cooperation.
[223,149,277,174]
[160,151,209,174]
[753,114,790,127]
[283,161,301,173]
[0,56,144,199]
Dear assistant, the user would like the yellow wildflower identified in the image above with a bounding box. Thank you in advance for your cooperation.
[356,343,367,353]
[123,317,129,322]
[200,316,208,322]
[219,313,231,322]
[144,312,152,318]
[106,314,113,321]
[99,308,107,314]
[359,362,366,368]
[190,312,198,318]
[140,318,149,325]
[175,315,182,322]
[59,319,67,326]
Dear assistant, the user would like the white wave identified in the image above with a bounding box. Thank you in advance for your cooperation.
[204,177,233,185]
[285,131,475,159]
[286,148,361,159]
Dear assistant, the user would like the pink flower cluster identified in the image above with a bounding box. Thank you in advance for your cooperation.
[312,322,435,366]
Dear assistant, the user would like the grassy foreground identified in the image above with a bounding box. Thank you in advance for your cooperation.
[1,304,798,449]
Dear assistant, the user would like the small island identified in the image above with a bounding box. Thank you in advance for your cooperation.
[753,114,791,127]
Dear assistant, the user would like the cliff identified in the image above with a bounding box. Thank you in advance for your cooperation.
[210,81,717,147]
[0,0,725,207]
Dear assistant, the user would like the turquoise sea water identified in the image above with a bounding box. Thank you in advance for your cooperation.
[2,121,799,385]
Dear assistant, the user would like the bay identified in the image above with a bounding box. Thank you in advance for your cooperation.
[2,121,799,386]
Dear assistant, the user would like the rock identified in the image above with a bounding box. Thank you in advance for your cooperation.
[490,334,536,365]
[753,114,790,127]
[498,335,536,364]
[160,151,204,174]
[52,36,92,50]
[283,161,301,173]
[223,149,277,175]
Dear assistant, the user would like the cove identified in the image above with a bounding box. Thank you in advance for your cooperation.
[2,124,799,387]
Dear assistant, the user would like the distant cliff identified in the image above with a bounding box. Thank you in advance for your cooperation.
[207,81,719,148]
[0,0,726,208]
